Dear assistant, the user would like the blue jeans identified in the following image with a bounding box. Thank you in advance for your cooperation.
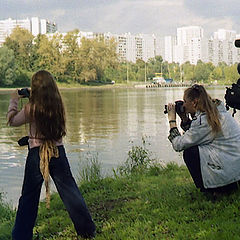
[12,146,96,240]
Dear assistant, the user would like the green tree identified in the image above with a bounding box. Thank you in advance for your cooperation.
[209,66,222,84]
[61,30,81,82]
[170,63,181,82]
[224,64,239,84]
[79,37,118,83]
[193,61,214,83]
[0,46,17,86]
[135,59,145,81]
[182,61,195,82]
[4,26,34,71]
[153,55,163,75]
[34,33,63,81]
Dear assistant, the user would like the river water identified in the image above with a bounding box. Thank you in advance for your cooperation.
[0,86,238,206]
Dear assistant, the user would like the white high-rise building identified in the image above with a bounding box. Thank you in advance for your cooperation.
[173,44,184,63]
[164,36,177,63]
[155,36,165,58]
[103,32,155,63]
[115,33,136,62]
[189,38,202,65]
[201,38,210,63]
[177,26,203,46]
[31,17,41,36]
[40,19,57,35]
[0,18,31,45]
[207,29,238,65]
[214,29,236,41]
[176,26,204,64]
[0,17,57,45]
[141,34,155,62]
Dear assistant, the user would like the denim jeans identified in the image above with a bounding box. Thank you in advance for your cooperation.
[12,146,96,240]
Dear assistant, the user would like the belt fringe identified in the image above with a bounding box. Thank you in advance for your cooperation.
[39,141,59,208]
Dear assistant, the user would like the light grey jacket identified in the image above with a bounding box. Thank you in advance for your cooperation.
[171,102,240,188]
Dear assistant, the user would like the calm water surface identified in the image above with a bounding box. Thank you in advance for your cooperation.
[0,87,238,206]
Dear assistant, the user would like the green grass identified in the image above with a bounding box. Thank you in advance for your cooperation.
[0,193,15,239]
[56,82,136,89]
[1,163,240,240]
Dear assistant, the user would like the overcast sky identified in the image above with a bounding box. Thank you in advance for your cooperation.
[1,0,240,37]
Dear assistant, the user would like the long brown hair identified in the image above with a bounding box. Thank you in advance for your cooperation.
[184,84,221,134]
[29,70,66,141]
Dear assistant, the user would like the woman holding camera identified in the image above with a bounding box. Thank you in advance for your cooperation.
[167,84,240,193]
[7,70,96,240]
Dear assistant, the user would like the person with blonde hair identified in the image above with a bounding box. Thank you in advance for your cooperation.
[167,84,240,193]
[7,70,96,239]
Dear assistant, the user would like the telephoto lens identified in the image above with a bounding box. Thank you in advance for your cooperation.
[164,100,185,115]
[235,39,240,48]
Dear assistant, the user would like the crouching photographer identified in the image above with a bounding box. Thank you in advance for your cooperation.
[167,84,240,195]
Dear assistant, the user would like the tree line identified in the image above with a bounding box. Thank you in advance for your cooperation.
[0,26,239,87]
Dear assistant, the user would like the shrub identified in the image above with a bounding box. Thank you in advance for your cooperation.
[118,136,153,175]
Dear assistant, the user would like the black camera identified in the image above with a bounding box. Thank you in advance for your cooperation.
[224,40,240,117]
[18,88,30,98]
[16,88,30,146]
[164,100,185,115]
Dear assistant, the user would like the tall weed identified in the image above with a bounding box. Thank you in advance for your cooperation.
[118,136,153,175]
[78,151,102,182]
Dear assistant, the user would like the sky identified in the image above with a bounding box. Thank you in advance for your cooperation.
[0,0,240,37]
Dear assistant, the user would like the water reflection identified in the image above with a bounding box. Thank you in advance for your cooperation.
[0,86,238,205]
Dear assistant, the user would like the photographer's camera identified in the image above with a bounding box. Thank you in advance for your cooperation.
[224,39,240,116]
[164,100,185,115]
[18,88,30,98]
[17,88,30,146]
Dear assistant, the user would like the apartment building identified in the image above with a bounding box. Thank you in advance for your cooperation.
[103,32,155,63]
[140,34,155,62]
[2,17,239,66]
[0,17,57,46]
[175,26,204,64]
[164,36,177,63]
[207,29,237,65]
[189,38,202,65]
[0,18,30,45]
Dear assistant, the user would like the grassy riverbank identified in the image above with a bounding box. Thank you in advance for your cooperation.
[0,82,140,92]
[1,162,240,240]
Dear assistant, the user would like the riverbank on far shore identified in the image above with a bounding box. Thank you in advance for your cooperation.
[0,82,140,92]
[1,163,240,240]
[0,81,231,93]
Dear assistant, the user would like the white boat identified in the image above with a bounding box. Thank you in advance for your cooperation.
[152,73,166,84]
[152,76,166,84]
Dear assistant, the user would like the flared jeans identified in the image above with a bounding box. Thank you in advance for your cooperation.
[12,146,96,240]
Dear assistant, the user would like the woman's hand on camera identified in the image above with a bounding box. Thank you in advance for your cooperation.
[11,89,20,100]
[167,103,176,121]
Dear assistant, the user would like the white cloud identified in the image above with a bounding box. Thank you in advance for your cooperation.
[1,0,240,36]
[50,9,66,18]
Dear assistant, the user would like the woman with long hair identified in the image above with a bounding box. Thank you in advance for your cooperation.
[7,70,96,239]
[167,84,240,193]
